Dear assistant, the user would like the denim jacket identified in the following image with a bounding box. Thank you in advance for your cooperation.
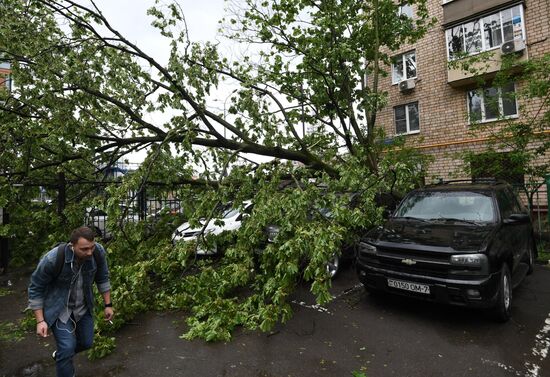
[28,243,111,326]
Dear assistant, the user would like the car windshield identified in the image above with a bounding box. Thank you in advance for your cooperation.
[395,191,495,222]
[222,208,240,219]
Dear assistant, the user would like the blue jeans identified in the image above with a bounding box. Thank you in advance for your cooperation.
[51,311,94,377]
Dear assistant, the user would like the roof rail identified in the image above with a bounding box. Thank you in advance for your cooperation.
[433,178,501,185]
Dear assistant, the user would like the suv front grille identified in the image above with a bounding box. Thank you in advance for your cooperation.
[358,243,452,278]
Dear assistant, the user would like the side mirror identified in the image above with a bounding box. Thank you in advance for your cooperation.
[382,208,393,220]
[504,213,530,224]
[236,213,249,222]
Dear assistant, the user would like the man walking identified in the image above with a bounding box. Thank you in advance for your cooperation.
[28,226,114,377]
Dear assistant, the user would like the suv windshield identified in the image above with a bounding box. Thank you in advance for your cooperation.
[395,191,495,222]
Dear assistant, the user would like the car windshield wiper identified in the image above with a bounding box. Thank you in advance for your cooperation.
[396,216,430,223]
[431,217,481,226]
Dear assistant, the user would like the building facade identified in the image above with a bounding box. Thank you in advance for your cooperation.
[378,0,549,205]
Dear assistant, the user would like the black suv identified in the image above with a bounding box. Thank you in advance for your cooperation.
[356,180,536,321]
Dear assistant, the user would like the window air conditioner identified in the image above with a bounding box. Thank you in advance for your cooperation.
[501,40,526,55]
[399,79,415,92]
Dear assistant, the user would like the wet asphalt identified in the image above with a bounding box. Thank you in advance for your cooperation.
[2,263,550,377]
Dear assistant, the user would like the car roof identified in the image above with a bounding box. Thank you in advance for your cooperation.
[417,181,511,193]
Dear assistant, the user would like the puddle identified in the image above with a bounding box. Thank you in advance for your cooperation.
[17,361,47,377]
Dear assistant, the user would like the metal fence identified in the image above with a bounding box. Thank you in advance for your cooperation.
[3,173,549,244]
[3,174,193,242]
[84,196,186,240]
[526,183,550,245]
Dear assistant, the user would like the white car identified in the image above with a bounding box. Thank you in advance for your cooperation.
[172,201,253,255]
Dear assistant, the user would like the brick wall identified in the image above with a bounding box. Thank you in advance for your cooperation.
[377,0,549,201]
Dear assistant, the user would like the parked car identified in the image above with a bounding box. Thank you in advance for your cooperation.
[264,206,357,279]
[262,192,374,279]
[172,201,253,255]
[85,205,140,239]
[356,180,536,321]
[148,201,182,219]
[143,202,186,237]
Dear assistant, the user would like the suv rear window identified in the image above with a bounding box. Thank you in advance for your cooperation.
[395,191,495,222]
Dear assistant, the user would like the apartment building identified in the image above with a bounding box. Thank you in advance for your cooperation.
[378,0,549,196]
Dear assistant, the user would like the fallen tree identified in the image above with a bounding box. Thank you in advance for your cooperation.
[1,0,433,350]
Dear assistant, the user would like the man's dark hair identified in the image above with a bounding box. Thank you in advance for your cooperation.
[70,226,95,244]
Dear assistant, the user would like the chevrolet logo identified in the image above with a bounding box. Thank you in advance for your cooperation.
[401,258,417,266]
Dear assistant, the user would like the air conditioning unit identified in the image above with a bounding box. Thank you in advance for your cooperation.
[501,40,526,55]
[399,79,415,92]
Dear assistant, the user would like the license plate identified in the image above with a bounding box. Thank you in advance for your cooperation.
[387,278,430,294]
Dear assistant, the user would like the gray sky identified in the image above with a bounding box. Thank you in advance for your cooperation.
[87,1,266,164]
[92,0,229,63]
[83,1,279,166]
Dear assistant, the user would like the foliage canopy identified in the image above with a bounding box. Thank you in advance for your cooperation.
[0,0,433,347]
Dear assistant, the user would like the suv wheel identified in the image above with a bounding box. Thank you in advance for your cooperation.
[326,253,340,279]
[492,264,512,322]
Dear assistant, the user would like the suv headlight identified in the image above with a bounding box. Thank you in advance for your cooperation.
[360,242,378,255]
[450,253,488,268]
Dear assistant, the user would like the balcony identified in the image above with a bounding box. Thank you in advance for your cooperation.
[447,42,528,87]
[444,2,528,87]
[443,0,521,26]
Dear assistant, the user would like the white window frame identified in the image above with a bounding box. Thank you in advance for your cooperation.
[445,4,526,61]
[394,102,420,135]
[391,50,417,85]
[467,83,519,124]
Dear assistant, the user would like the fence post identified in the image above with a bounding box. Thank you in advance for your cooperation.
[138,185,147,221]
[57,172,66,221]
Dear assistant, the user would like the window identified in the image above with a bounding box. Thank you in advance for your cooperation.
[0,73,11,92]
[445,4,525,60]
[394,102,419,134]
[483,13,502,49]
[392,51,416,84]
[398,4,414,19]
[395,191,495,222]
[496,190,521,218]
[467,82,517,123]
[463,19,482,54]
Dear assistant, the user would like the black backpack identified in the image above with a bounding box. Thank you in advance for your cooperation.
[53,242,100,278]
